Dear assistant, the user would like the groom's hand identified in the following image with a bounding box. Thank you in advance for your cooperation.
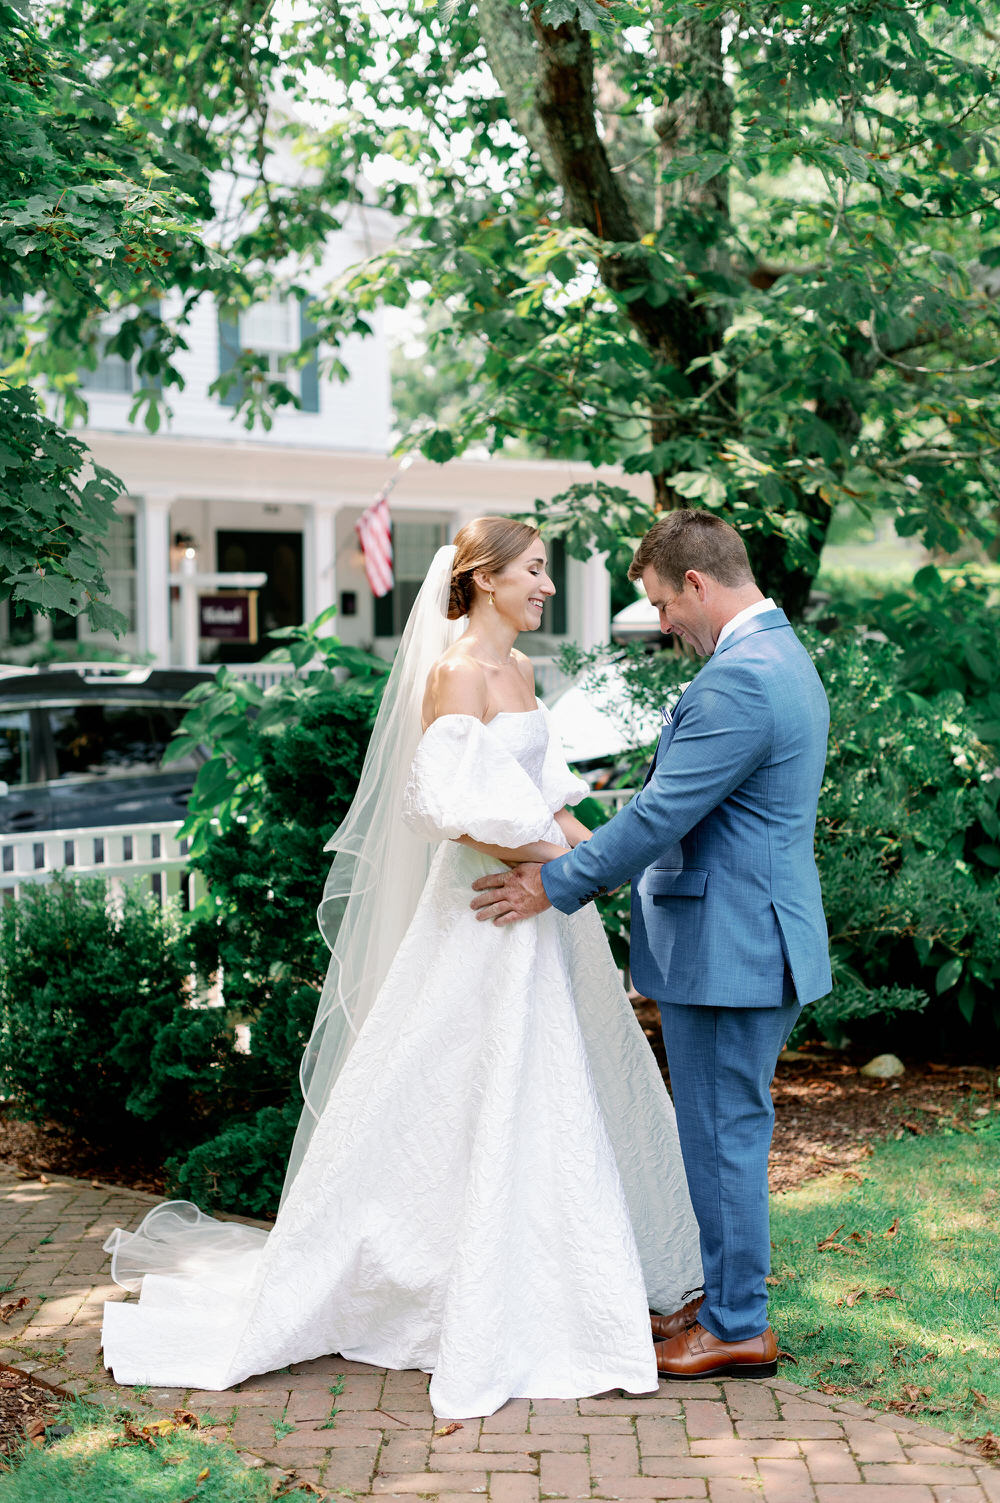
[470,863,552,925]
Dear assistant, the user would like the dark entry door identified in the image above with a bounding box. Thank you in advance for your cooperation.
[214,530,303,662]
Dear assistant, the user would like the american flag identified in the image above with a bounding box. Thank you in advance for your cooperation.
[355,493,394,598]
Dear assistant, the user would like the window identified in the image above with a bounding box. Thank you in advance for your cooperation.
[374,522,448,637]
[78,334,134,394]
[238,295,300,396]
[0,712,31,787]
[77,512,137,640]
[218,296,320,412]
[47,703,199,780]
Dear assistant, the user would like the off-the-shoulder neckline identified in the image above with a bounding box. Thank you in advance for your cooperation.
[423,704,542,731]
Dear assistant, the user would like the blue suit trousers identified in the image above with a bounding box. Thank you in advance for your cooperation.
[657,989,800,1343]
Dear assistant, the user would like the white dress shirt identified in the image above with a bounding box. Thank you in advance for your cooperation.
[713,597,777,654]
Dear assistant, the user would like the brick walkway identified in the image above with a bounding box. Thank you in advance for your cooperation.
[1,1170,996,1502]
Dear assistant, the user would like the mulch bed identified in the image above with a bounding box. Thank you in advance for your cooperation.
[631,998,997,1193]
[0,1364,70,1466]
[0,1014,995,1203]
[0,1105,166,1196]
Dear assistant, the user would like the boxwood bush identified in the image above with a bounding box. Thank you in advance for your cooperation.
[0,878,202,1144]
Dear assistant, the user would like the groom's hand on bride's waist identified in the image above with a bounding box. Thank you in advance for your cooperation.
[470,861,556,924]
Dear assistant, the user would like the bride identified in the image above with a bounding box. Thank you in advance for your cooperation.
[102,516,702,1419]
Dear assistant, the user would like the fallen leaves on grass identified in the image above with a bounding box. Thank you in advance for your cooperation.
[885,1215,901,1238]
[776,1350,798,1364]
[272,1477,327,1497]
[111,1420,158,1450]
[120,1409,203,1444]
[835,1285,900,1308]
[840,1169,865,1184]
[817,1223,845,1250]
[176,1466,211,1503]
[880,1395,948,1416]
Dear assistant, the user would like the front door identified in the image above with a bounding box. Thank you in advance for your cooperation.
[214,530,304,662]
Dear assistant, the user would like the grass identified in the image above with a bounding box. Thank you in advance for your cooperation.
[769,1115,1000,1441]
[0,1400,275,1502]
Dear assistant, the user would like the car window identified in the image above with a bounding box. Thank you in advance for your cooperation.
[47,703,200,779]
[0,711,31,786]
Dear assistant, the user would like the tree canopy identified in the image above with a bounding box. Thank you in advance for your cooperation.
[4,0,1000,617]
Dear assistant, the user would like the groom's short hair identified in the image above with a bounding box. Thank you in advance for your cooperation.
[629,510,755,591]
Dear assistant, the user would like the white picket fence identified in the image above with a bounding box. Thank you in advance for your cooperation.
[0,820,201,906]
[0,787,635,905]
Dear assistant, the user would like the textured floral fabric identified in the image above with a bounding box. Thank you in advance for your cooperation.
[102,708,702,1417]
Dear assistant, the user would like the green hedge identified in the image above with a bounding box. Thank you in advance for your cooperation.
[0,878,198,1143]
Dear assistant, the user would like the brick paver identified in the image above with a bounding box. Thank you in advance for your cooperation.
[1,1169,995,1501]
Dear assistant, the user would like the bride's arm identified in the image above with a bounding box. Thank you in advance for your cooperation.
[426,655,564,867]
[554,808,592,848]
[453,834,568,866]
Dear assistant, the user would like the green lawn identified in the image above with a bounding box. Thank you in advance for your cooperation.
[769,1116,1000,1441]
[0,1402,274,1502]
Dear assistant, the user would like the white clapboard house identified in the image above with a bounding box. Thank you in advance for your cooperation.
[2,181,644,679]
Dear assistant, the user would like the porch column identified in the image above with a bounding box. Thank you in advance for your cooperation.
[136,494,171,666]
[303,502,340,624]
[576,550,611,650]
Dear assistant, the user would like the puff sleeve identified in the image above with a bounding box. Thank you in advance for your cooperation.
[536,701,589,812]
[402,714,557,847]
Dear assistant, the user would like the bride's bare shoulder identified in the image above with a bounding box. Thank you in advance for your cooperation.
[424,647,488,724]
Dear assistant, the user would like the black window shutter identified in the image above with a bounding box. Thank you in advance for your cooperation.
[545,539,568,635]
[299,302,320,413]
[373,588,394,636]
[217,306,242,408]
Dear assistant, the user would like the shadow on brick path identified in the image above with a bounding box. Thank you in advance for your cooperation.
[1,1170,996,1501]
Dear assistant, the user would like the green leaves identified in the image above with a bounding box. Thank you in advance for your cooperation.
[0,384,127,633]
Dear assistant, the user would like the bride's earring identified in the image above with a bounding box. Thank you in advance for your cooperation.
[489,591,495,607]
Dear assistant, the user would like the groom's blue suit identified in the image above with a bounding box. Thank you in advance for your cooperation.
[541,607,831,1342]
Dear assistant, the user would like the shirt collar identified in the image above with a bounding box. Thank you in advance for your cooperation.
[713,597,777,654]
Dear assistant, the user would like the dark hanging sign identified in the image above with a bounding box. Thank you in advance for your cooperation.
[199,591,259,643]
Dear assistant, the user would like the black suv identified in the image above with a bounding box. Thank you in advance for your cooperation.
[0,664,214,835]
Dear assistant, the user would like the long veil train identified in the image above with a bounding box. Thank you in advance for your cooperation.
[105,546,463,1290]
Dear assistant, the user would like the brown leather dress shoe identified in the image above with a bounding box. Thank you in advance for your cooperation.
[649,1294,705,1343]
[655,1321,778,1380]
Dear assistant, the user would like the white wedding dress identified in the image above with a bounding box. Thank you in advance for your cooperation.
[102,703,702,1418]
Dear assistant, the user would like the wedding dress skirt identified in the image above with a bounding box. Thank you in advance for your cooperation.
[102,707,702,1417]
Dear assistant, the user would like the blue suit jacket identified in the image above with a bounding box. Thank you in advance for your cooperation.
[541,609,833,1008]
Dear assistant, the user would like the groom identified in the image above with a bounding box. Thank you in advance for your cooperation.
[471,509,832,1380]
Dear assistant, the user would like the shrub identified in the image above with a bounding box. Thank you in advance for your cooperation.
[0,878,203,1143]
[145,618,389,1213]
[809,631,1000,1047]
[565,625,1000,1051]
[811,563,1000,744]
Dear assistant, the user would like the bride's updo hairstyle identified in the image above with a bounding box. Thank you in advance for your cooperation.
[447,516,541,620]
